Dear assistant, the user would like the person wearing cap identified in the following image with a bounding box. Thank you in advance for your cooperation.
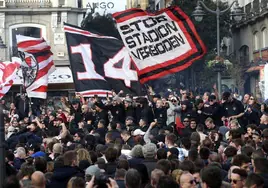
[221,92,245,127]
[29,144,46,158]
[132,129,146,145]
[70,99,83,123]
[166,96,181,126]
[125,116,138,132]
[85,165,101,182]
[94,101,109,127]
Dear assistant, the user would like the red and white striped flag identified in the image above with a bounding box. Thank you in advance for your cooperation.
[0,57,21,99]
[16,35,55,99]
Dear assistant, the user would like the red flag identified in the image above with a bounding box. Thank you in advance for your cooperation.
[0,57,21,99]
[16,35,55,99]
[175,116,185,135]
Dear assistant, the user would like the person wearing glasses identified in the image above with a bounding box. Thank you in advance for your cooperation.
[230,168,248,188]
[179,172,197,188]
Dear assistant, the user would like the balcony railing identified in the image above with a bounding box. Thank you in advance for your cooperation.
[5,0,52,8]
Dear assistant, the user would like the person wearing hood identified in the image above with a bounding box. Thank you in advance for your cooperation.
[49,150,84,188]
[124,98,136,122]
[95,101,109,127]
[181,100,194,121]
[181,119,197,138]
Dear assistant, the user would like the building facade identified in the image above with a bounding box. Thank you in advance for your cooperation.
[231,0,268,97]
[0,0,87,100]
[127,0,171,10]
[0,0,127,101]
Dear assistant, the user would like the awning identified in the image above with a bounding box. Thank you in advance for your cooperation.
[13,66,74,85]
[246,65,264,73]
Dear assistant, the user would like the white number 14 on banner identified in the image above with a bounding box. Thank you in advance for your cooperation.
[71,44,138,87]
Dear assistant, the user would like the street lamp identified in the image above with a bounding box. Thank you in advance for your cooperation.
[0,35,6,188]
[192,0,244,98]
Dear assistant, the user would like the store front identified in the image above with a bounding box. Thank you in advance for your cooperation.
[5,66,75,103]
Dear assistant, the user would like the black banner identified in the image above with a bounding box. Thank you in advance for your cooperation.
[64,23,142,97]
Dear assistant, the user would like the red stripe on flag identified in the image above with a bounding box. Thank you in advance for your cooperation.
[35,61,54,80]
[33,85,48,92]
[17,39,44,49]
[36,53,53,63]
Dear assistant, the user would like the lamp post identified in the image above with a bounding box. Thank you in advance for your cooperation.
[192,0,244,98]
[0,35,6,188]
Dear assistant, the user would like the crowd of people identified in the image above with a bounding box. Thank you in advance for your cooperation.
[2,88,268,188]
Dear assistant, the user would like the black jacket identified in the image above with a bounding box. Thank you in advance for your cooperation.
[49,166,84,188]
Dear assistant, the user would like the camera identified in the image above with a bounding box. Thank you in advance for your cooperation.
[94,175,110,188]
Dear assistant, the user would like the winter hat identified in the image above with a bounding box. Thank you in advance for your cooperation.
[85,165,101,177]
[142,143,157,159]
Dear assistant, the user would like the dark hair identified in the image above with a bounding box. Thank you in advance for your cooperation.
[125,169,141,188]
[194,158,205,172]
[241,146,255,158]
[134,164,150,186]
[254,158,268,174]
[181,137,191,150]
[166,133,177,145]
[245,173,264,188]
[6,150,15,162]
[19,163,35,179]
[156,159,171,175]
[63,151,77,166]
[201,166,222,188]
[224,146,237,158]
[199,147,210,160]
[117,159,129,171]
[188,149,199,162]
[34,157,47,173]
[157,175,179,188]
[232,154,251,167]
[247,124,257,130]
[4,175,20,188]
[105,147,118,163]
[180,160,195,174]
[109,121,117,130]
[252,149,265,160]
[98,119,106,126]
[197,124,204,132]
[229,129,242,140]
[232,168,248,180]
[262,140,268,153]
[157,148,167,160]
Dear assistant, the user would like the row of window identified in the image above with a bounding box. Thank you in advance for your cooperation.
[253,27,268,50]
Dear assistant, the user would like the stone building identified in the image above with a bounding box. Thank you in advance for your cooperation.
[230,0,268,96]
[0,0,87,99]
[0,0,127,100]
